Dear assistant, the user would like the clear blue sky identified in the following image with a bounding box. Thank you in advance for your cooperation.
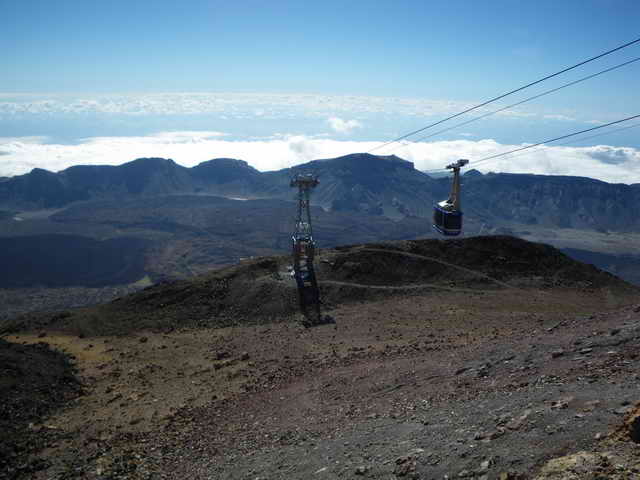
[1,0,639,182]
[2,0,638,100]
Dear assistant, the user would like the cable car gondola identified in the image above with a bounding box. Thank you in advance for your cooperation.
[433,159,468,236]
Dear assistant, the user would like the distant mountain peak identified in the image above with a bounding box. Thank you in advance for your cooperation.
[195,158,257,171]
[125,157,176,167]
[311,152,415,170]
[337,152,410,162]
[191,157,262,188]
[30,167,55,176]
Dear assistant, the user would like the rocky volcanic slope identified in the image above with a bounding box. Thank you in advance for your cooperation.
[3,236,631,337]
[1,236,639,480]
[0,339,81,479]
[460,171,640,232]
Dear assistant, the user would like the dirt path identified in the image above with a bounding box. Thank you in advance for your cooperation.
[358,247,519,289]
[321,279,504,293]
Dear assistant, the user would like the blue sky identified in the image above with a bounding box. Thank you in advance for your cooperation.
[1,0,639,182]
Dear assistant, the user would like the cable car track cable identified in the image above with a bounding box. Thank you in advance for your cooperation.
[464,121,640,167]
[466,113,640,169]
[421,114,640,174]
[404,56,640,146]
[552,121,640,147]
[368,37,640,154]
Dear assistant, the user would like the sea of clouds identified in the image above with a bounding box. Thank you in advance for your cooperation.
[1,92,637,183]
[1,131,639,184]
[0,92,530,118]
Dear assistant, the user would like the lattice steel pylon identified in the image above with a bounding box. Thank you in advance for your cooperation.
[290,174,321,325]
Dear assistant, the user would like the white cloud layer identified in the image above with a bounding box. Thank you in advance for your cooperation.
[543,114,575,122]
[1,132,639,184]
[327,117,363,134]
[0,92,570,122]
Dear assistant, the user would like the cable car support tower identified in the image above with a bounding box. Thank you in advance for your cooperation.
[290,174,322,325]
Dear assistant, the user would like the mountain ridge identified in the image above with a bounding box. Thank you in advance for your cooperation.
[1,153,640,232]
